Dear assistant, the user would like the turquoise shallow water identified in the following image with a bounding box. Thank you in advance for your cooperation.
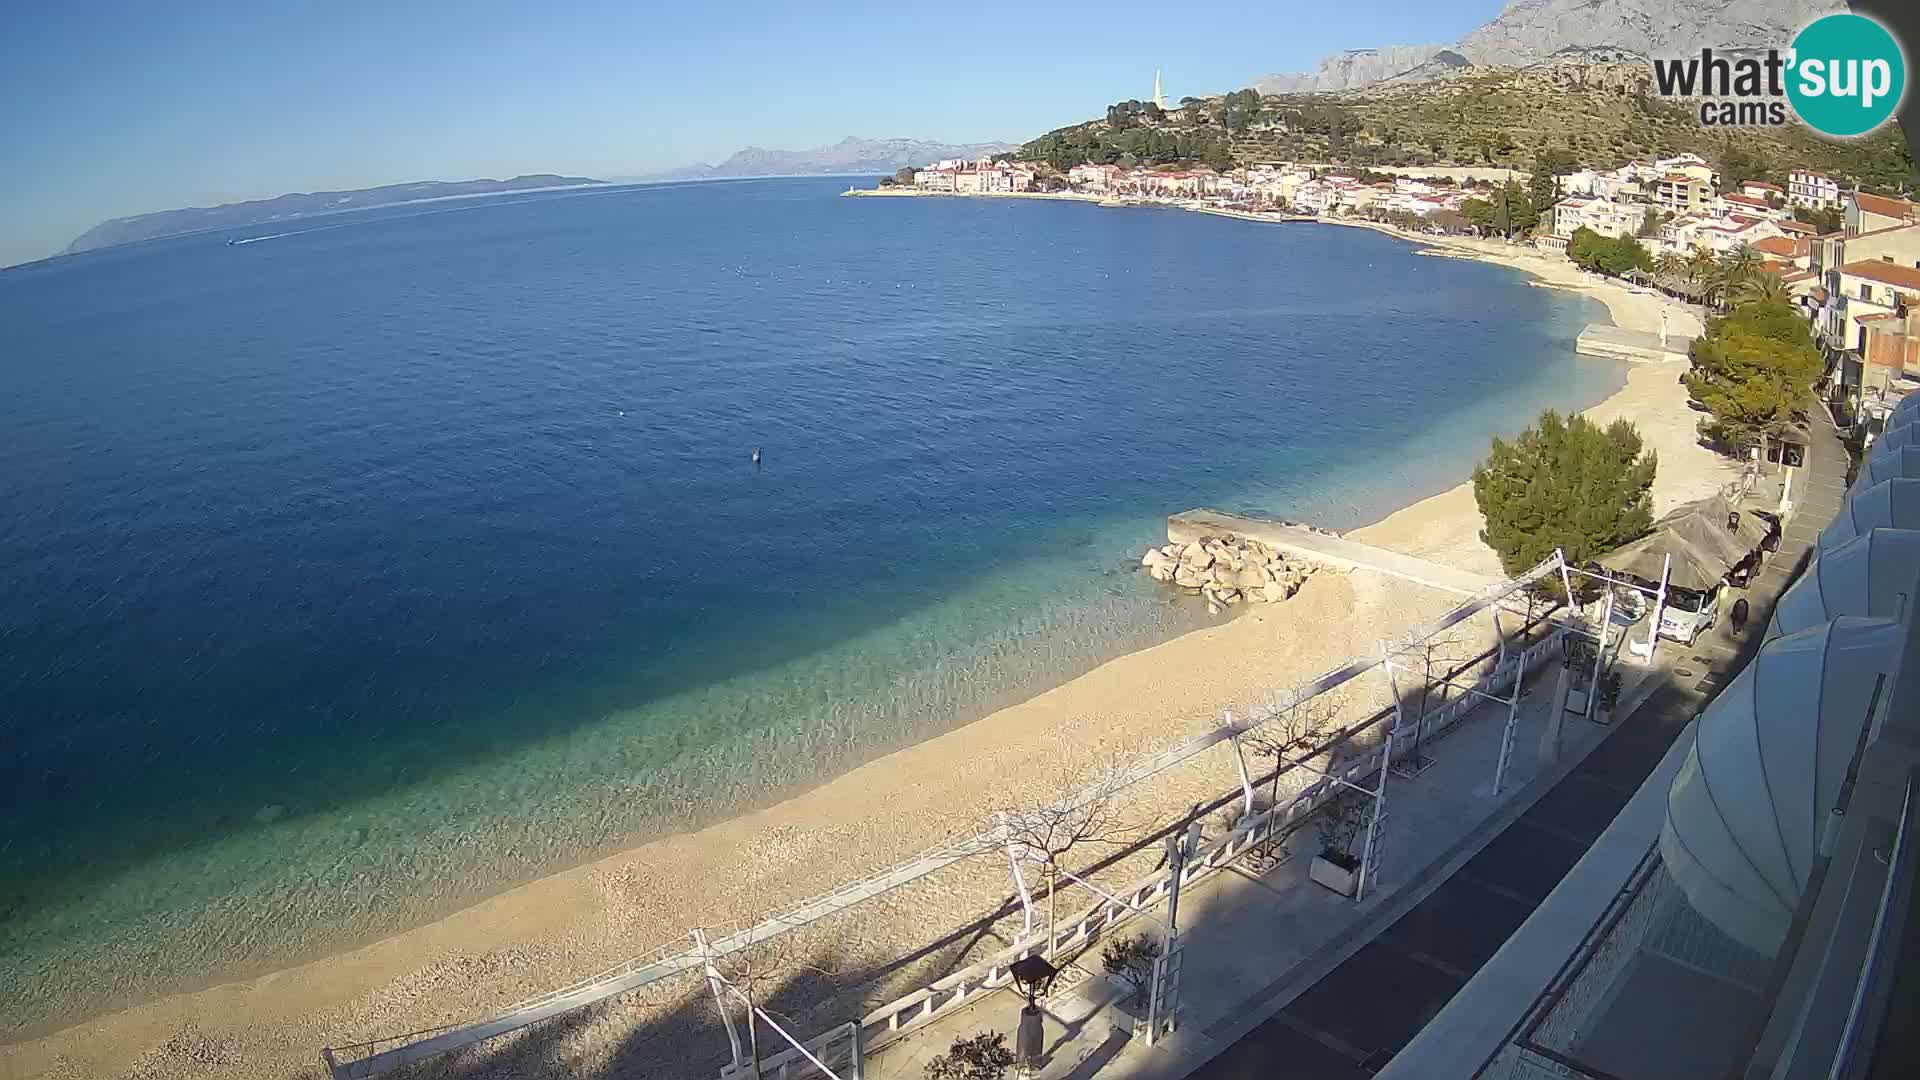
[0,178,1620,1031]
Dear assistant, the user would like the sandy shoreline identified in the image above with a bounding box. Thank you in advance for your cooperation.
[1,206,1735,1080]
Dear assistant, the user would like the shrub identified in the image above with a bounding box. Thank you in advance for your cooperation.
[926,1032,1017,1080]
[1100,934,1163,1005]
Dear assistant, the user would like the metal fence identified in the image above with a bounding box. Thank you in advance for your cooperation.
[323,554,1569,1079]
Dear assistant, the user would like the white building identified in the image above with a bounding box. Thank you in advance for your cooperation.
[1067,163,1119,191]
[1790,169,1843,210]
[1553,196,1648,240]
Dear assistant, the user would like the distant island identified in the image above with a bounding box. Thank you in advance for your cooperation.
[63,174,605,255]
[630,136,1015,183]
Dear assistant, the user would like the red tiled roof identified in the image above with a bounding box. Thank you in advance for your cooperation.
[1811,285,1830,302]
[1754,236,1804,257]
[1856,192,1920,220]
[1723,193,1771,209]
[1777,220,1818,235]
[1839,259,1920,291]
[1744,182,1785,193]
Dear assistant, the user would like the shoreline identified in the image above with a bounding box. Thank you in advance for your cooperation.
[1,195,1732,1080]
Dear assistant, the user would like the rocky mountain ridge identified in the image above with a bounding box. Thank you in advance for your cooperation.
[1253,0,1844,95]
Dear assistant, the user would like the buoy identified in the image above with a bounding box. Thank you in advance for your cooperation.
[751,448,762,466]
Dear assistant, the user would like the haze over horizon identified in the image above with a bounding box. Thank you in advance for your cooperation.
[0,0,1501,268]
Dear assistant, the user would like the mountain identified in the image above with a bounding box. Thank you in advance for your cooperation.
[1251,0,1843,95]
[634,137,1016,182]
[1253,45,1450,94]
[64,175,604,255]
[1456,0,1842,68]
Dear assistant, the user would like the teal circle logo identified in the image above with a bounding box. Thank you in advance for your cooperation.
[1786,13,1906,138]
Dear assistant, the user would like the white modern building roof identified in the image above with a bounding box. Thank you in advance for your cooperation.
[1659,616,1903,956]
[1849,446,1920,498]
[1819,478,1920,550]
[1766,528,1920,640]
[1869,418,1920,461]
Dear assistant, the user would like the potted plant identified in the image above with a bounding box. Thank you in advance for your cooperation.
[1308,790,1370,898]
[1100,933,1163,1034]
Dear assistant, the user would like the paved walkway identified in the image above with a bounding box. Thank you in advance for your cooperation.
[1167,510,1499,597]
[861,415,1852,1080]
[1182,402,1851,1080]
[862,645,1665,1080]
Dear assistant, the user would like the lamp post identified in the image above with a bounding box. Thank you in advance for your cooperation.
[1008,953,1059,1078]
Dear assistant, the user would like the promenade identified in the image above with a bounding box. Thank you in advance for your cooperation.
[862,409,1848,1080]
[863,643,1671,1080]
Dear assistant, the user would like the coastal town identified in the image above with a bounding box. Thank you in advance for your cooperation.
[879,147,1920,443]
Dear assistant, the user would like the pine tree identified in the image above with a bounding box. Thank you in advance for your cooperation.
[1472,411,1658,575]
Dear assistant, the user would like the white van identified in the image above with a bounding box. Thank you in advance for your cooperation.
[1658,585,1723,645]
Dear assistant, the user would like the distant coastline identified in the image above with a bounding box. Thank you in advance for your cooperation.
[60,175,606,258]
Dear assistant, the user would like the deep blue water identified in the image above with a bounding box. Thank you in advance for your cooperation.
[0,177,1619,1031]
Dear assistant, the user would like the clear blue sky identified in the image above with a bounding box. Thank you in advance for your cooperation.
[0,0,1500,267]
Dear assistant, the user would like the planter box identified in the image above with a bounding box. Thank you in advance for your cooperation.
[1309,852,1360,897]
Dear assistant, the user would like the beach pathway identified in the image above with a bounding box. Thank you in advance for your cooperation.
[1168,509,1501,597]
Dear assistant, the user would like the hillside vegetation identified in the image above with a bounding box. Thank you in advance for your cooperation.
[1020,64,1914,191]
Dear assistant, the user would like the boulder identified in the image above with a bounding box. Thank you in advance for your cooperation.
[1174,565,1207,589]
[1148,563,1174,583]
[1142,548,1174,570]
[1218,588,1242,605]
[1180,542,1214,570]
[1233,567,1268,590]
[1261,582,1292,604]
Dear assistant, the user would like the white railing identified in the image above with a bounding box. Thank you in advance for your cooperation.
[324,554,1568,1079]
[739,625,1568,1080]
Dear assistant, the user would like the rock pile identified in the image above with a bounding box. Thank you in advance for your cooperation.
[1140,534,1317,609]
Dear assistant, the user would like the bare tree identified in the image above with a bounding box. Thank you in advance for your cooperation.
[697,919,835,1079]
[972,757,1139,957]
[1240,690,1349,808]
[1393,629,1474,770]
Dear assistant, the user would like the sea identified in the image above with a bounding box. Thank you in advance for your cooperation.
[0,177,1622,1033]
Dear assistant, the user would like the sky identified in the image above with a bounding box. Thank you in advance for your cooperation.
[0,0,1502,268]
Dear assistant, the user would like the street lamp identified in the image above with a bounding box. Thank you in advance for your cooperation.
[1008,953,1059,1076]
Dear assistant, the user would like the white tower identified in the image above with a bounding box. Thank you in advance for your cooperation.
[1153,69,1166,110]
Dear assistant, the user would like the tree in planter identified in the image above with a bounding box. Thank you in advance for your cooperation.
[1100,933,1163,1007]
[1315,788,1372,872]
[1472,410,1658,575]
[926,1032,1017,1080]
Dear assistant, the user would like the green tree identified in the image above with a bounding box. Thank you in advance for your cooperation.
[1530,147,1579,212]
[1683,300,1824,452]
[893,166,917,185]
[1737,272,1789,306]
[1472,411,1658,574]
[1461,197,1498,235]
[1566,227,1651,277]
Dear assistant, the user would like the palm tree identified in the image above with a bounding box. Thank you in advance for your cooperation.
[1736,271,1789,307]
[1721,243,1764,281]
[1654,251,1688,286]
[1686,248,1717,286]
